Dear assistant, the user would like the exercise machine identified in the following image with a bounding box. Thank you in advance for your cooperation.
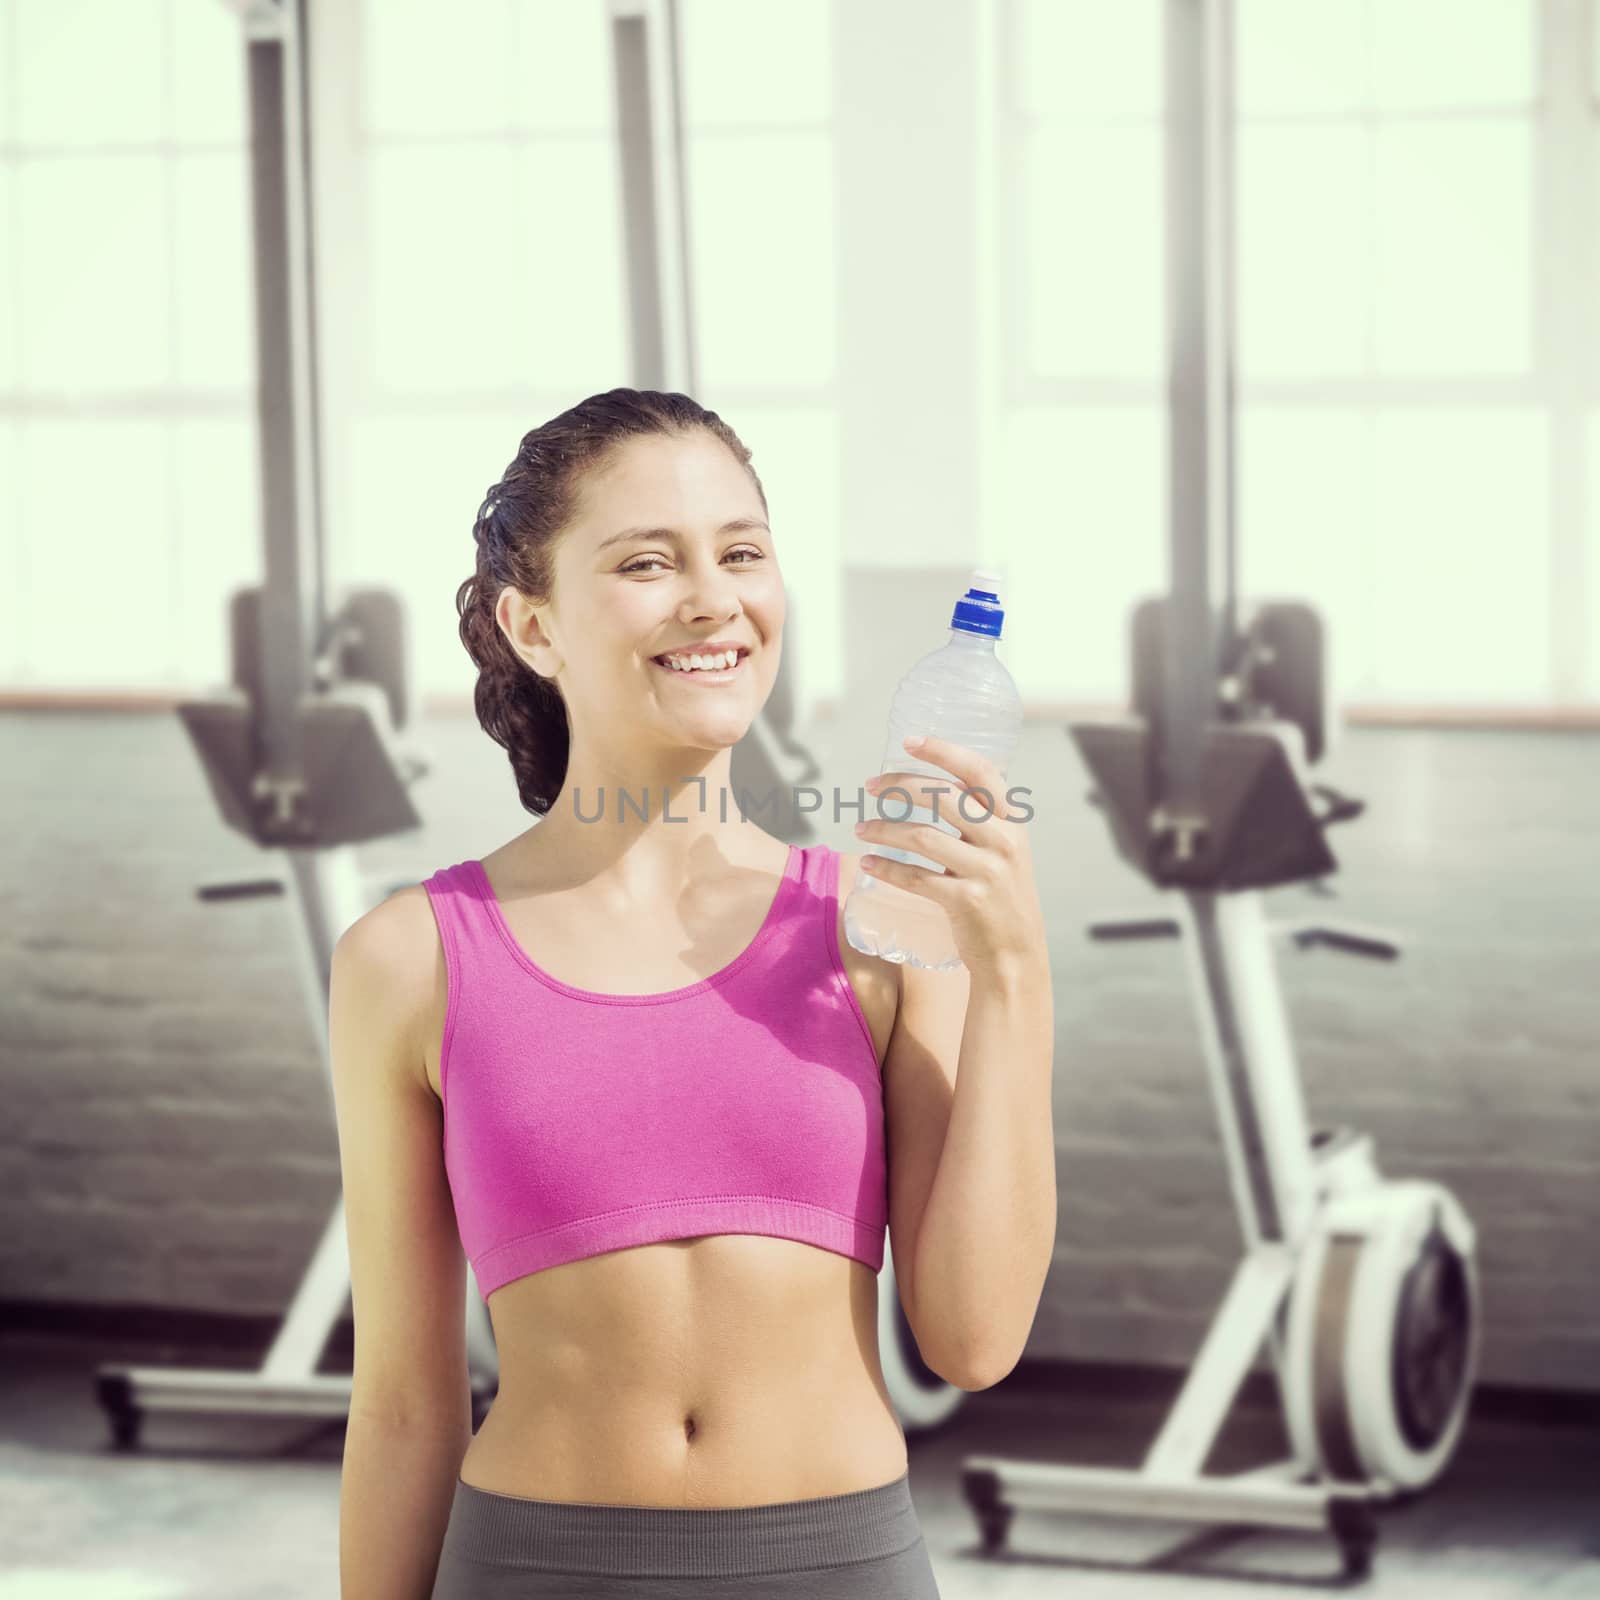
[94,0,472,1447]
[959,0,1480,1578]
[961,597,1481,1578]
[96,0,954,1448]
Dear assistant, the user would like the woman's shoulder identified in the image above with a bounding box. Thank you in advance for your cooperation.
[338,880,443,977]
[331,882,449,1093]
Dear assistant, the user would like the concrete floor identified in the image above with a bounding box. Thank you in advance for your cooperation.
[4,1332,1597,1599]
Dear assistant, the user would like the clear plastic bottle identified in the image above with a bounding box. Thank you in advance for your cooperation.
[844,568,1023,971]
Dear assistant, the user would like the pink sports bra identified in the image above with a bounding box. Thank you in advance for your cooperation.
[419,842,887,1302]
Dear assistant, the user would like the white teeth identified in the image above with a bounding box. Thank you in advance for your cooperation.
[661,650,738,672]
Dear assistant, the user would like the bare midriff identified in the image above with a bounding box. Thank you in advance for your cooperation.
[423,842,907,1508]
[462,1235,910,1507]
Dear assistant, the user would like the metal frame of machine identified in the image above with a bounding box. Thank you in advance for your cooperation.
[958,0,1480,1579]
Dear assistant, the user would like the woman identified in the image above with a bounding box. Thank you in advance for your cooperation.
[330,389,1056,1597]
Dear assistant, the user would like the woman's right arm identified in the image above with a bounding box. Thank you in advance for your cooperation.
[328,890,472,1600]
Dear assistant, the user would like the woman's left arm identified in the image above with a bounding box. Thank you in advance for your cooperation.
[857,734,1057,1387]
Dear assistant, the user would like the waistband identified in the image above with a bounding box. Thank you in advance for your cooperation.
[439,1468,922,1578]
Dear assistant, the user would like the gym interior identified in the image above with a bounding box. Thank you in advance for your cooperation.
[4,1,1598,1596]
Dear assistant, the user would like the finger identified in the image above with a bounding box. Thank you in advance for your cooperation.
[899,734,1003,797]
[860,850,957,901]
[866,770,1007,836]
[855,815,983,874]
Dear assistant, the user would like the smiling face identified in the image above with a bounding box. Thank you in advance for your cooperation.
[502,430,785,757]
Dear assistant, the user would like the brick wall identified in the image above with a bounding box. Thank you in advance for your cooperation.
[2,710,1596,1391]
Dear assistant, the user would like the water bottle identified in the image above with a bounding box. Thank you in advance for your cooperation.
[844,568,1023,972]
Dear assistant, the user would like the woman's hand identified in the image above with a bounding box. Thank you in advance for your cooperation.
[856,734,1047,980]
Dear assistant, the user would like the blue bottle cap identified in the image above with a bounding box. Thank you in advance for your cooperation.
[951,568,1004,638]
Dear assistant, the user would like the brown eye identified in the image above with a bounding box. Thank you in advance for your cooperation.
[620,549,765,575]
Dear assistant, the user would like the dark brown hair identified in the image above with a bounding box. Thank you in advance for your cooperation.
[456,388,769,817]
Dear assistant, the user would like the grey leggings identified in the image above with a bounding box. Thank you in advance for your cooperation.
[428,1468,941,1598]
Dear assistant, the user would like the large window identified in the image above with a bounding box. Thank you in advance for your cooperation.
[999,0,1595,709]
[0,0,841,703]
[3,0,1595,715]
[0,0,259,689]
[343,0,840,703]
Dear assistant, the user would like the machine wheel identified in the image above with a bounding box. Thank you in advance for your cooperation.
[1391,1214,1474,1453]
[962,1466,1013,1553]
[95,1371,143,1451]
[1285,1177,1480,1492]
[110,1407,142,1451]
[1340,1538,1374,1581]
[1329,1497,1378,1579]
[977,1509,1012,1553]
